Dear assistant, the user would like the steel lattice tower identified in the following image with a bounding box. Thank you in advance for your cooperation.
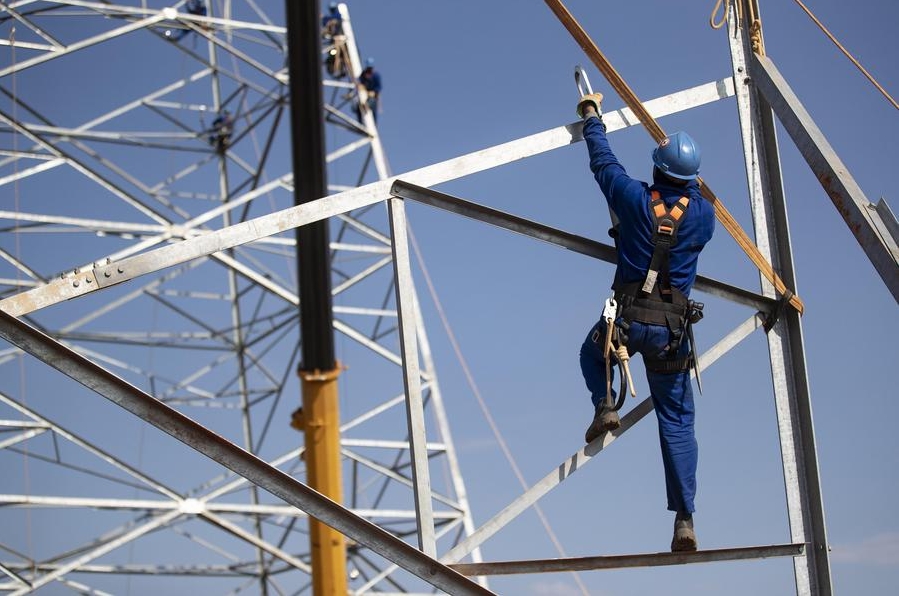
[1,1,896,595]
[0,2,480,594]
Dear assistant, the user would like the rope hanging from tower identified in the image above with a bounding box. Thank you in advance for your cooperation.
[790,0,898,111]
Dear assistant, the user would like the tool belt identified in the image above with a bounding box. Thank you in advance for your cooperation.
[613,281,703,374]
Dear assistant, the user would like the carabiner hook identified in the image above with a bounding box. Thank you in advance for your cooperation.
[574,64,593,97]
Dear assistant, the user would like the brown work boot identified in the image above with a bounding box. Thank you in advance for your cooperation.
[671,512,697,552]
[584,406,620,443]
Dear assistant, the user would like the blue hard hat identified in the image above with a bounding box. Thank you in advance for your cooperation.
[329,2,338,10]
[652,131,701,180]
[365,57,375,68]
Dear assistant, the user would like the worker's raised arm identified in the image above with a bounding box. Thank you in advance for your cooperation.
[576,92,604,119]
[578,94,644,214]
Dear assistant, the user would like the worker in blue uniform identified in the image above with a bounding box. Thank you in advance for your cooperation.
[355,57,382,123]
[321,2,343,38]
[576,91,715,552]
[322,3,347,78]
[209,110,234,153]
[166,0,207,42]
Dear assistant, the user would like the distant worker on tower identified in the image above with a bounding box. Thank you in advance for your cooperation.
[209,109,234,153]
[321,2,343,38]
[355,57,382,124]
[574,91,715,553]
[165,0,207,42]
[322,2,347,78]
[324,45,347,79]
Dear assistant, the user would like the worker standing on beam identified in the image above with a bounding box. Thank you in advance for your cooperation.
[322,1,346,78]
[576,91,714,552]
[355,57,382,123]
[321,2,343,38]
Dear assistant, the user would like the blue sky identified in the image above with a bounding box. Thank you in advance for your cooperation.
[344,1,898,594]
[0,1,896,595]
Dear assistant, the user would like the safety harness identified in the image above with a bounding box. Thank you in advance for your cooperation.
[613,191,704,379]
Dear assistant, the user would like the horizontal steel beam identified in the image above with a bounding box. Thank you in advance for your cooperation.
[441,312,763,564]
[10,509,182,595]
[0,12,167,79]
[0,309,492,596]
[391,180,775,312]
[0,493,257,513]
[0,561,241,578]
[0,494,454,520]
[0,562,30,589]
[450,543,805,576]
[0,78,735,317]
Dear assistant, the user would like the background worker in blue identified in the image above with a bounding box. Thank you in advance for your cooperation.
[165,0,207,42]
[575,91,715,552]
[209,110,234,153]
[321,2,343,38]
[322,3,347,78]
[355,57,382,123]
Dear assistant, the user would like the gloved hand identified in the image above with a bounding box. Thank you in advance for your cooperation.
[576,92,604,119]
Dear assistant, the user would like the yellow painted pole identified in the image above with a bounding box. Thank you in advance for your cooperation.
[295,366,348,595]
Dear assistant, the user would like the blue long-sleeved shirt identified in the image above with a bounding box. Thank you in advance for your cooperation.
[322,9,342,31]
[186,0,206,16]
[583,116,714,296]
[359,69,381,94]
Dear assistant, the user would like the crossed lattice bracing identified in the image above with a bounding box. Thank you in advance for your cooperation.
[0,1,866,594]
[0,3,476,593]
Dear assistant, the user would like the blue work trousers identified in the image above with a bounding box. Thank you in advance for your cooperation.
[579,317,697,513]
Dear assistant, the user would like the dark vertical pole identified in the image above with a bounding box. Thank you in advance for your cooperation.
[285,2,348,593]
[286,0,335,373]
